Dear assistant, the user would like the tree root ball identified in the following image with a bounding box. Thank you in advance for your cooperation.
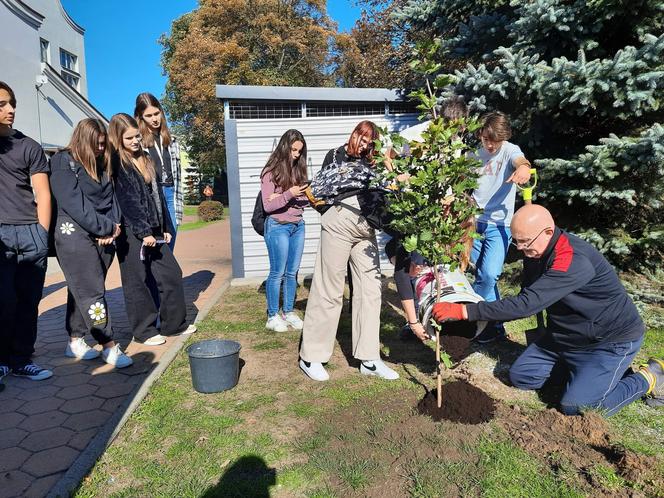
[418,380,496,424]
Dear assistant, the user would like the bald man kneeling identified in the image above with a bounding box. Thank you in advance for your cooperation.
[432,204,663,416]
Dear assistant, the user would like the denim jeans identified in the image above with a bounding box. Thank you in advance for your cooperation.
[0,223,48,368]
[162,185,177,251]
[509,336,648,416]
[264,217,305,317]
[471,222,511,303]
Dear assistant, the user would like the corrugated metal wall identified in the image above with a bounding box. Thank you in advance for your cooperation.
[227,114,420,278]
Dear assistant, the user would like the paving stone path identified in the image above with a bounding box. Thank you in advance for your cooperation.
[0,219,232,498]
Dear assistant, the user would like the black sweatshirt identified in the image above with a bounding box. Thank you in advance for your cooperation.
[466,228,644,349]
[50,151,119,237]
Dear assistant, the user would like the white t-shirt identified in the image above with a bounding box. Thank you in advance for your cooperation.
[471,141,524,226]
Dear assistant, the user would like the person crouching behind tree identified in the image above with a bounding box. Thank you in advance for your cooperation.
[50,118,132,368]
[108,113,196,346]
[432,204,664,416]
[299,120,399,382]
[260,129,309,332]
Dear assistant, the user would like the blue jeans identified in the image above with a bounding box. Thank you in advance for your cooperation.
[264,218,305,317]
[162,185,177,251]
[471,222,511,303]
[509,336,649,416]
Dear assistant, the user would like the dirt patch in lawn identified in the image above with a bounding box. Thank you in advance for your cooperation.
[499,405,663,496]
[306,381,663,498]
[417,381,496,424]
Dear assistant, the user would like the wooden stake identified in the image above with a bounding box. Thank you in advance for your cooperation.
[434,264,442,408]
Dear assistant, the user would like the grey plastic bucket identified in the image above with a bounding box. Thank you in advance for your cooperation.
[186,339,242,393]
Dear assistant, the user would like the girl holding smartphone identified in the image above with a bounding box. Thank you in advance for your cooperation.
[108,113,195,346]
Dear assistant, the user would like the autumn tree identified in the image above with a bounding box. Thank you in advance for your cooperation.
[160,0,337,174]
[333,0,421,89]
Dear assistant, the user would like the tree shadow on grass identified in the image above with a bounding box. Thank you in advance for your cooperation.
[201,455,276,498]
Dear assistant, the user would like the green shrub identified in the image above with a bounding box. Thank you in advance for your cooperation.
[197,201,224,222]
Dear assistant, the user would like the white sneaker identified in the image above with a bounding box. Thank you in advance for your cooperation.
[102,344,133,368]
[65,337,100,360]
[299,359,329,381]
[143,334,167,346]
[266,314,288,332]
[178,324,197,335]
[283,312,304,330]
[360,359,400,380]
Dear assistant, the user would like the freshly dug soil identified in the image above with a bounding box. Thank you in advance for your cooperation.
[440,334,472,362]
[417,380,496,424]
[499,405,664,495]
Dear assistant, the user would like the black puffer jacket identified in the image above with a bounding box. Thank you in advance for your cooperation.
[112,153,171,239]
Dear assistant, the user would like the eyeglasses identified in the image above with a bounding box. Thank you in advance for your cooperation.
[511,227,551,250]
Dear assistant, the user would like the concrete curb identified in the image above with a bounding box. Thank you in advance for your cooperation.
[47,278,232,498]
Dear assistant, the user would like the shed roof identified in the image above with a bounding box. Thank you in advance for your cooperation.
[215,85,409,103]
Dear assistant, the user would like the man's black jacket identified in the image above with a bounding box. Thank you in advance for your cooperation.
[466,227,644,349]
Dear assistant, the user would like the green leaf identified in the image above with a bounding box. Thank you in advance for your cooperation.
[441,351,453,369]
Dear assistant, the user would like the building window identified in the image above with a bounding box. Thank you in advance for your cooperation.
[228,102,302,119]
[60,71,80,90]
[40,39,50,63]
[59,48,80,90]
[59,49,78,72]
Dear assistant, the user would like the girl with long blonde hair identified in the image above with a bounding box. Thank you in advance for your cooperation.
[108,113,195,346]
[50,118,132,368]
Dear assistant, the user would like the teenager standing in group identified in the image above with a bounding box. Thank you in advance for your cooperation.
[471,111,532,342]
[260,129,309,332]
[299,121,399,382]
[109,113,195,346]
[0,81,52,381]
[134,93,183,250]
[50,118,132,368]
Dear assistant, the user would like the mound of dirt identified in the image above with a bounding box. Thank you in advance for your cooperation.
[417,380,496,424]
[499,406,663,495]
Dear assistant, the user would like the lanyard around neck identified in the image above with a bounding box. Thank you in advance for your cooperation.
[152,134,164,166]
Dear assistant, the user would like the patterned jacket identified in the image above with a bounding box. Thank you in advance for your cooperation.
[170,138,184,225]
[144,137,184,226]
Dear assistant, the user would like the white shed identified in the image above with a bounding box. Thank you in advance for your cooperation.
[217,85,420,280]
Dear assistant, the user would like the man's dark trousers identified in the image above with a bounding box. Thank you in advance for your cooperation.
[0,223,48,369]
[509,335,649,416]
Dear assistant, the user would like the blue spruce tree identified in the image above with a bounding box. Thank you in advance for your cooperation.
[396,0,664,270]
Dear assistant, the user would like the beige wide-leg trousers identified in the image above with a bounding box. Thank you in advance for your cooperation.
[300,195,382,363]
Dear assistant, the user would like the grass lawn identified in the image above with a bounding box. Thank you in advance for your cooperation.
[75,279,663,497]
[179,205,224,231]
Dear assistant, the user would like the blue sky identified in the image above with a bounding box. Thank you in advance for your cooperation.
[61,0,361,119]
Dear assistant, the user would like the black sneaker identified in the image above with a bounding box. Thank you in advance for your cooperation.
[12,363,53,381]
[474,322,506,344]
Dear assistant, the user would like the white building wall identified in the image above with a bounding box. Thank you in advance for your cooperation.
[30,0,88,95]
[0,0,103,150]
[227,114,420,279]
